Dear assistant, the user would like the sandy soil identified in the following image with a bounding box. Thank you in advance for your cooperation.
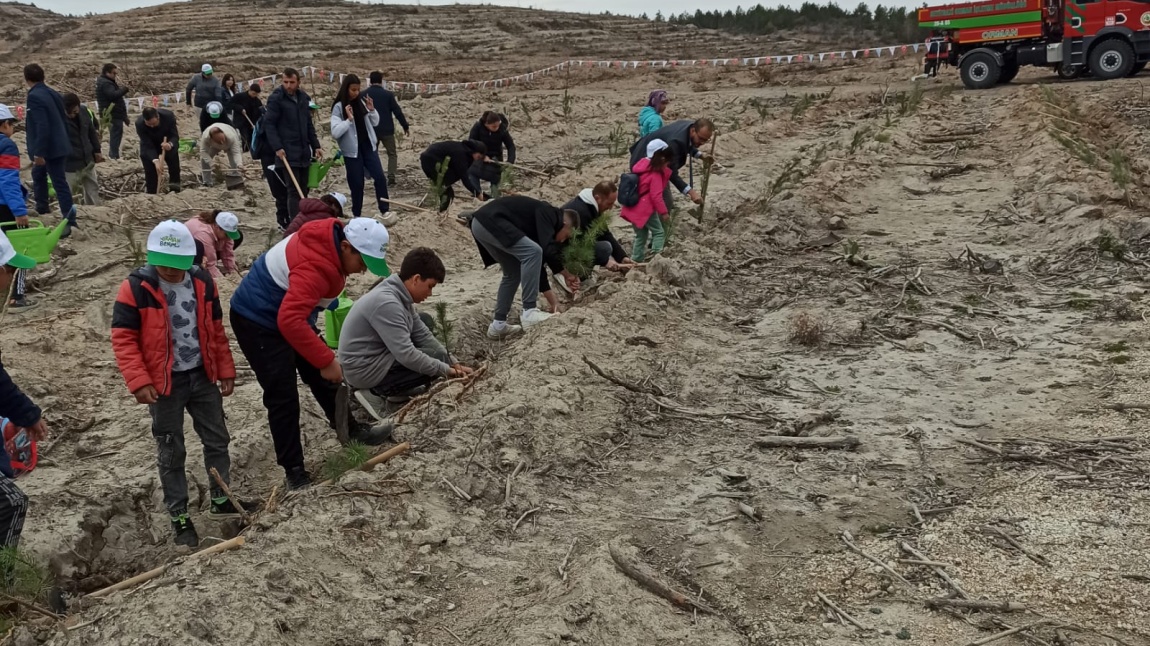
[0,4,1146,646]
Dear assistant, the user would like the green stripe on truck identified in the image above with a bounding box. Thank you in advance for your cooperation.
[921,10,1042,29]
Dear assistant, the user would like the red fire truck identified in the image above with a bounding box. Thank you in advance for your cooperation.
[917,0,1150,88]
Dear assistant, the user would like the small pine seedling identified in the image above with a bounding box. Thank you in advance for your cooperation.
[563,215,609,278]
[321,441,371,482]
[434,301,454,357]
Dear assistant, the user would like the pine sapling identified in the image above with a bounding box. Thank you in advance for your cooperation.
[429,156,451,208]
[563,214,609,278]
[321,441,371,482]
[434,301,454,357]
[99,104,115,137]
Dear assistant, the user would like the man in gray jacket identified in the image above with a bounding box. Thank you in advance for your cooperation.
[185,64,222,113]
[339,248,472,403]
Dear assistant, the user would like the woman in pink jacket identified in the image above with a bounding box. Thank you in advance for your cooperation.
[185,210,241,279]
[619,139,673,262]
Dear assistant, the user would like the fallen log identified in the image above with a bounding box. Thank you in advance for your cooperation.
[86,536,246,598]
[926,598,1026,613]
[608,541,716,615]
[753,435,860,450]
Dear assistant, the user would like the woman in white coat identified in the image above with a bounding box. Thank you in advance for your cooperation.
[331,74,391,220]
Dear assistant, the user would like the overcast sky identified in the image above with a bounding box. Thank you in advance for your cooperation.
[44,0,921,17]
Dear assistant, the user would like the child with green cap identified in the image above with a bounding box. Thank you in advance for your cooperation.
[111,220,246,548]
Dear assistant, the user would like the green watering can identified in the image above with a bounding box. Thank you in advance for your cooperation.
[308,151,344,189]
[323,293,354,350]
[0,219,69,263]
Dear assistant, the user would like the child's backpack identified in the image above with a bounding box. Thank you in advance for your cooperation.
[617,171,641,207]
[2,418,37,475]
[250,117,267,160]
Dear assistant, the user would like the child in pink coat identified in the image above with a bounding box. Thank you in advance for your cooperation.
[620,139,673,262]
[184,210,241,279]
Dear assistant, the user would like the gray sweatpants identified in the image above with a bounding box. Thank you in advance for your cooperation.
[470,219,543,322]
[150,367,231,516]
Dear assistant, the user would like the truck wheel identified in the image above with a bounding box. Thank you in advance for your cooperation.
[1089,39,1135,80]
[1128,61,1147,77]
[960,53,1002,89]
[999,62,1020,84]
[1057,63,1084,80]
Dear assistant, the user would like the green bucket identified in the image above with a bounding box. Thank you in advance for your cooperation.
[0,219,69,263]
[178,138,197,153]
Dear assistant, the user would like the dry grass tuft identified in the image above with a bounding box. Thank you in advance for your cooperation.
[788,311,827,347]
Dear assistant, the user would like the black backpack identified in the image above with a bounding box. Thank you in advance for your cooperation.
[618,171,641,207]
[250,116,267,160]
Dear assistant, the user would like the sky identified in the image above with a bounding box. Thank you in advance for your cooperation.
[42,0,922,18]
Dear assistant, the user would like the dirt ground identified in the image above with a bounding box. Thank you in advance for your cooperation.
[0,4,1147,646]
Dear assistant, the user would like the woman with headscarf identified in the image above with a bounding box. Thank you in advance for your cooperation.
[638,90,670,138]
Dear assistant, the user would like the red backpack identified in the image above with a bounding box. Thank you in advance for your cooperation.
[2,418,37,475]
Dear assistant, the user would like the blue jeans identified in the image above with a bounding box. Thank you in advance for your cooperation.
[108,120,125,159]
[344,151,389,217]
[31,156,75,222]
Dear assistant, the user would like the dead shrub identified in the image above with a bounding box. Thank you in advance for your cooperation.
[788,311,827,347]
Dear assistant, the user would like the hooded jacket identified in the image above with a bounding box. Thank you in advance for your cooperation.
[186,73,222,109]
[282,198,339,237]
[95,73,129,123]
[629,119,699,195]
[330,99,380,159]
[64,106,100,172]
[0,134,27,219]
[263,85,321,168]
[111,265,236,397]
[562,189,625,263]
[638,106,664,138]
[185,217,237,279]
[471,196,566,291]
[0,355,41,477]
[25,83,72,161]
[620,158,671,228]
[230,219,350,369]
[339,273,453,390]
[364,84,409,138]
[135,109,179,161]
[468,114,515,163]
[420,140,484,196]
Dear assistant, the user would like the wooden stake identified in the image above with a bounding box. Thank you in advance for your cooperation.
[609,541,716,614]
[317,442,410,486]
[283,160,306,198]
[86,536,246,598]
[209,467,252,525]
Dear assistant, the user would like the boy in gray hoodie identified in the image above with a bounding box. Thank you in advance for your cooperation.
[339,248,472,401]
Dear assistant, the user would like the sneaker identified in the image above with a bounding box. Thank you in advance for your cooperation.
[521,308,552,329]
[384,385,427,405]
[209,497,261,519]
[354,389,387,419]
[8,297,36,311]
[380,212,398,227]
[349,422,394,446]
[286,467,312,491]
[487,320,523,339]
[387,175,397,185]
[171,514,199,548]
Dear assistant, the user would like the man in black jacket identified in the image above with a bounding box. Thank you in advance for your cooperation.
[263,68,323,223]
[0,231,48,550]
[136,107,180,194]
[560,180,631,276]
[468,195,580,338]
[365,72,409,186]
[62,93,103,206]
[468,111,515,198]
[95,63,129,159]
[229,83,263,153]
[419,139,486,212]
[629,118,714,208]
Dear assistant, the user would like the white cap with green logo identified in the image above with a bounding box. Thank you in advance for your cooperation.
[146,220,197,270]
[343,217,390,277]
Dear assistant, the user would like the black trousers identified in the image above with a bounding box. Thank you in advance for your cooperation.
[263,163,290,229]
[142,149,181,194]
[229,310,350,473]
[285,165,310,223]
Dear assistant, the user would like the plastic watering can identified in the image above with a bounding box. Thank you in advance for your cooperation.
[308,151,344,189]
[0,219,69,263]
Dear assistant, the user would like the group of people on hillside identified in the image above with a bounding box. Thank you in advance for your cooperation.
[0,58,718,555]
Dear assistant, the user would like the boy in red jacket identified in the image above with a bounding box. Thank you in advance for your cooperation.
[111,220,241,548]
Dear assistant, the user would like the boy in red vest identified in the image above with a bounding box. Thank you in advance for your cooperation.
[111,220,244,548]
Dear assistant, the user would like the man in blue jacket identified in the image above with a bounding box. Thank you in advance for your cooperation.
[24,64,76,233]
[364,71,410,186]
[0,230,47,549]
[263,68,323,224]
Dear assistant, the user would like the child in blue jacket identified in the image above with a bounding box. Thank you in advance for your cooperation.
[0,105,32,309]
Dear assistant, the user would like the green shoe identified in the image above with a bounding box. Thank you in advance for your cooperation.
[171,514,199,548]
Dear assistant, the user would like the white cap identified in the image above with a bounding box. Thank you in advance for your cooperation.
[646,139,669,159]
[206,101,223,118]
[329,192,348,209]
[0,104,16,121]
[146,220,197,270]
[343,217,390,277]
[216,211,240,240]
[202,63,214,75]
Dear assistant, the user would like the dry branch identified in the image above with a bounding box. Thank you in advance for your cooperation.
[753,435,859,450]
[817,592,870,630]
[900,542,968,598]
[583,355,665,396]
[966,620,1053,646]
[87,536,246,598]
[894,314,974,341]
[840,531,916,591]
[209,467,252,525]
[608,541,717,614]
[926,598,1026,613]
